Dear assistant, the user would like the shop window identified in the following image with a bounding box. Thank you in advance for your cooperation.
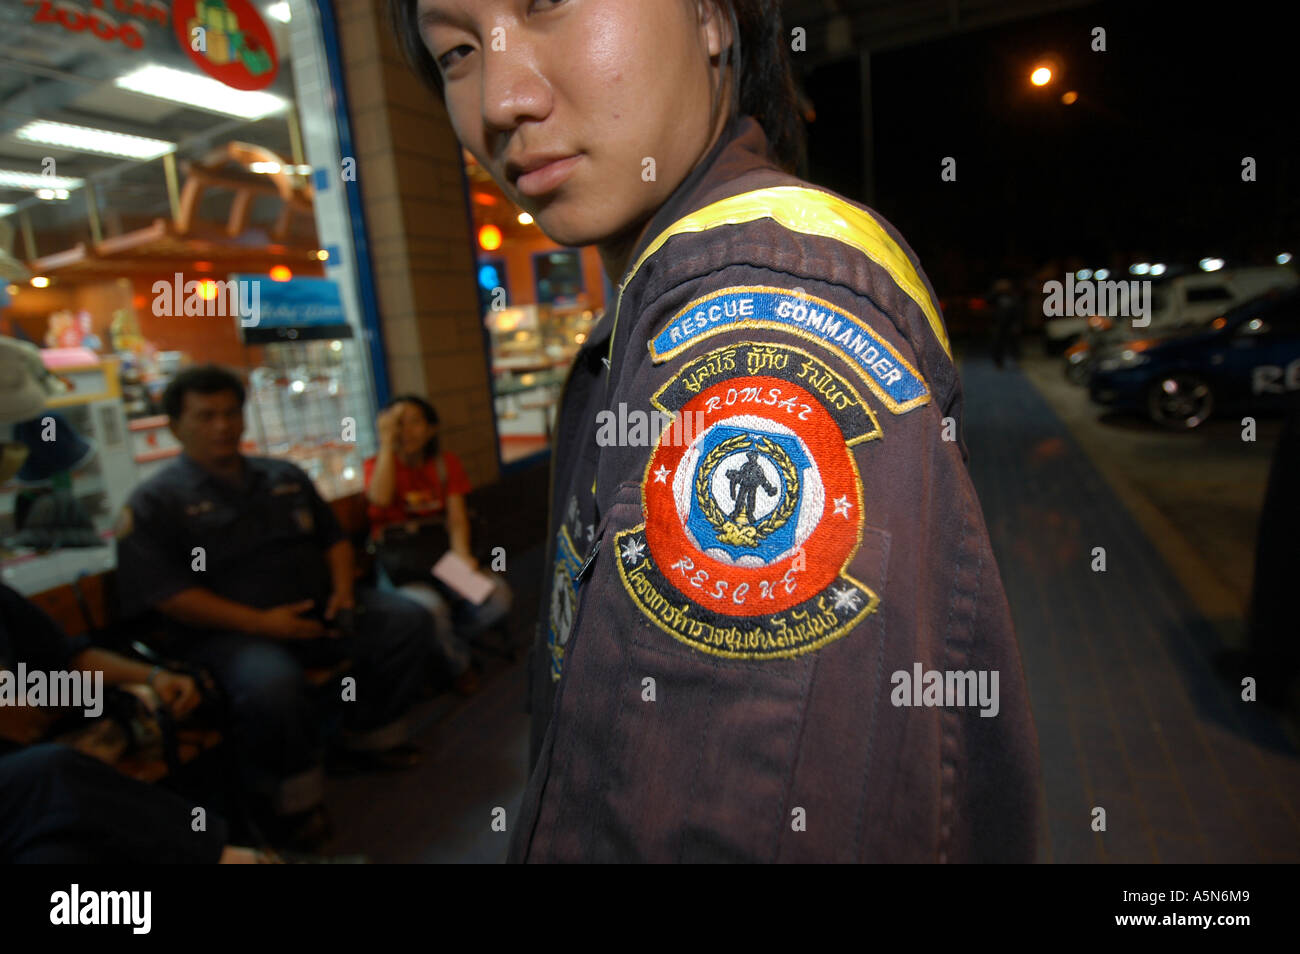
[0,0,382,595]
[533,250,585,305]
[477,257,508,314]
[462,153,607,467]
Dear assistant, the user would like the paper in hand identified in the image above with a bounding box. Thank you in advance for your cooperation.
[432,551,495,605]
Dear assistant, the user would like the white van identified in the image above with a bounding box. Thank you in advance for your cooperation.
[1089,266,1298,345]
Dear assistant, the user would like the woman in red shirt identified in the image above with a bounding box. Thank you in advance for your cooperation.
[364,395,511,684]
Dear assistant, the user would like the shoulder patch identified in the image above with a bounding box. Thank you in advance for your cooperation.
[547,524,583,682]
[617,341,880,660]
[649,285,930,414]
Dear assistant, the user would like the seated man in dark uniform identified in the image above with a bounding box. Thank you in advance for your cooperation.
[114,365,434,847]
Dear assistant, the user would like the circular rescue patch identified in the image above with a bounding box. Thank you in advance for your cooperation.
[616,341,884,659]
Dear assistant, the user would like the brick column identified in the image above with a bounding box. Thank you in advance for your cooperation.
[334,0,499,486]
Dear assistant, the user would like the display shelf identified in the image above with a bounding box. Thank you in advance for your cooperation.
[0,533,118,597]
[243,338,375,501]
[0,358,139,593]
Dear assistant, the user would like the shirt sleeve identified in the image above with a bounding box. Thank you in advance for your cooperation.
[442,451,472,498]
[514,262,1039,863]
[294,463,344,549]
[113,487,198,619]
[363,454,407,529]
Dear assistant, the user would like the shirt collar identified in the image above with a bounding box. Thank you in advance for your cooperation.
[176,452,262,493]
[576,114,776,363]
[620,113,777,287]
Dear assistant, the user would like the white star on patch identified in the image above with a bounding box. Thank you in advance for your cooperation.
[831,586,862,612]
[601,357,611,369]
[620,537,646,566]
[653,465,670,484]
[585,523,594,543]
[833,495,852,518]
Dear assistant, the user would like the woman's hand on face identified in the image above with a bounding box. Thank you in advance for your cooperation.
[377,406,401,448]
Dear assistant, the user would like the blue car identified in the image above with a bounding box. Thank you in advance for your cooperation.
[1089,287,1300,428]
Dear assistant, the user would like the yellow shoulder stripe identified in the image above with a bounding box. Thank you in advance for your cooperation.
[622,186,951,360]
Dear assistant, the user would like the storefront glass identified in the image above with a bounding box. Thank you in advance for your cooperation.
[0,0,380,594]
[462,155,609,465]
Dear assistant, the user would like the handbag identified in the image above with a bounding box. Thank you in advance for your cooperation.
[372,516,452,587]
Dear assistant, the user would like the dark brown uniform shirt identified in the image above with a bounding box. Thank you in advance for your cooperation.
[510,114,1040,862]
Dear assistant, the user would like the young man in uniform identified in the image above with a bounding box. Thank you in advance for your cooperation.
[114,366,433,846]
[395,0,1041,861]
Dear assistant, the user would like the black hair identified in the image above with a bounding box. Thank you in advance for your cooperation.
[163,364,246,420]
[387,393,441,458]
[388,0,806,174]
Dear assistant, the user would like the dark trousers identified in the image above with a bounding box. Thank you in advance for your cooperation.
[0,743,227,863]
[179,587,434,810]
[991,313,1023,366]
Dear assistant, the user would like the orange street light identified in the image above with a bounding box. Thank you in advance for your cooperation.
[1031,66,1052,86]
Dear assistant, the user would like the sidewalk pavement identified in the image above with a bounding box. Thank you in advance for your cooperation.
[961,354,1300,863]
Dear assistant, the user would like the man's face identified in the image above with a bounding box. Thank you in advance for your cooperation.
[416,0,729,250]
[170,390,245,464]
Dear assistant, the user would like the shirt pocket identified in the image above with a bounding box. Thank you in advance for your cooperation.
[184,502,242,561]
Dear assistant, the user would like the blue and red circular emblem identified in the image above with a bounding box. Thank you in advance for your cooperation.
[644,375,861,615]
[615,341,883,659]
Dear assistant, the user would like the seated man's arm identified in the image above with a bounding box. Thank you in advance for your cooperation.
[157,588,323,641]
[114,490,323,641]
[323,539,356,620]
[69,646,202,718]
[153,587,265,635]
[304,473,353,622]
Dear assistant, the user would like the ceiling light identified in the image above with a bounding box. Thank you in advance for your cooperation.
[267,2,291,22]
[115,65,287,120]
[0,169,83,191]
[31,276,50,288]
[14,120,175,160]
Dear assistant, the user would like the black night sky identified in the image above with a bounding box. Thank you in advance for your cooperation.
[799,0,1298,294]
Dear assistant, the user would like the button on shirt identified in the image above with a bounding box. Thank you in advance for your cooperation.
[115,454,343,621]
